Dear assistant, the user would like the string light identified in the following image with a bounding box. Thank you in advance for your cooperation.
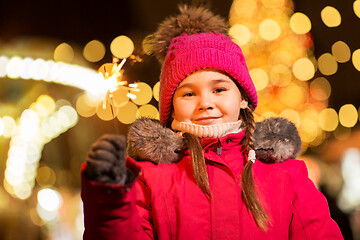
[3,98,78,199]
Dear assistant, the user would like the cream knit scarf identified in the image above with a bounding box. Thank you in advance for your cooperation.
[171,119,244,138]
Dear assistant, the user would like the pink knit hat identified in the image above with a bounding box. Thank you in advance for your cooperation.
[159,32,258,124]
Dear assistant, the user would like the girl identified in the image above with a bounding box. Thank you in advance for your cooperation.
[81,6,343,240]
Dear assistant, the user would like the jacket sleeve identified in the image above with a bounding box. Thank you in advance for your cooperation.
[289,160,343,240]
[81,157,154,240]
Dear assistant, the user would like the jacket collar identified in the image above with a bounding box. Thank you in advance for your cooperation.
[127,117,302,165]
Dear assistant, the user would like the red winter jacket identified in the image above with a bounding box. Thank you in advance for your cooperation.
[81,129,343,240]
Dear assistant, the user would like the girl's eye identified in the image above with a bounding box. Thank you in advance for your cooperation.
[183,92,195,97]
[214,88,226,93]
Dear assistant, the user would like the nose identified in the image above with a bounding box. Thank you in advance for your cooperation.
[198,94,214,111]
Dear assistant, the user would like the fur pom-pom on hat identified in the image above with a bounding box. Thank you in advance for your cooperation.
[152,5,229,63]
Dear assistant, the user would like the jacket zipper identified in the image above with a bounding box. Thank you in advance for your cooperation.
[217,139,222,155]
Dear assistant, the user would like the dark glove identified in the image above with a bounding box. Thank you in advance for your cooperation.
[85,134,127,184]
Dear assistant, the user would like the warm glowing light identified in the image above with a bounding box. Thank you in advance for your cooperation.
[6,56,23,79]
[0,118,4,136]
[279,109,300,126]
[355,0,360,19]
[352,49,360,71]
[249,68,269,90]
[292,58,315,81]
[321,6,341,27]
[310,77,331,101]
[83,40,106,62]
[130,82,153,105]
[339,104,358,128]
[142,35,154,56]
[333,126,351,141]
[289,12,312,34]
[259,19,281,41]
[58,105,78,128]
[75,94,97,117]
[153,81,160,102]
[117,102,138,124]
[110,35,134,59]
[54,43,74,62]
[229,24,251,46]
[0,56,9,77]
[299,118,318,143]
[269,64,292,87]
[36,95,56,117]
[332,41,351,63]
[137,104,159,119]
[38,188,63,212]
[232,0,257,19]
[1,116,16,138]
[319,108,338,131]
[318,53,338,75]
[261,0,285,8]
[36,166,56,187]
[278,83,306,107]
[96,101,119,121]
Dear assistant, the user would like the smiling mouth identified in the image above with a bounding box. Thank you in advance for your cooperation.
[193,117,220,125]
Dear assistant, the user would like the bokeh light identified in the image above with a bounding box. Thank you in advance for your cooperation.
[37,188,63,212]
[318,53,338,75]
[339,104,358,128]
[278,83,306,107]
[153,81,160,102]
[279,109,300,126]
[319,108,338,131]
[354,0,360,19]
[117,102,138,124]
[1,116,16,138]
[231,0,257,20]
[110,35,134,59]
[259,19,281,41]
[75,93,97,117]
[249,68,269,91]
[289,12,312,34]
[310,77,331,101]
[321,6,341,27]
[352,49,360,71]
[96,101,119,121]
[137,104,159,119]
[229,24,251,46]
[0,55,9,77]
[292,58,315,81]
[36,95,56,117]
[331,41,351,63]
[54,43,74,62]
[83,40,106,62]
[142,35,154,55]
[269,64,292,87]
[130,82,153,105]
[36,166,56,187]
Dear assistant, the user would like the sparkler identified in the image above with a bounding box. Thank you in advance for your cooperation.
[98,57,139,133]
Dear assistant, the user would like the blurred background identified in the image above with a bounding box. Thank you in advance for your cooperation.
[0,0,360,239]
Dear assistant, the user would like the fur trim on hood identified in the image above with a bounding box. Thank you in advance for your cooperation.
[127,117,302,164]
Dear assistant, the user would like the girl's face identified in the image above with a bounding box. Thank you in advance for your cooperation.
[172,70,248,125]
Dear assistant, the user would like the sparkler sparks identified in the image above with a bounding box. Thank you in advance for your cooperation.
[97,57,140,132]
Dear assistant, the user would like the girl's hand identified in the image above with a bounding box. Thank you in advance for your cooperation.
[85,134,127,184]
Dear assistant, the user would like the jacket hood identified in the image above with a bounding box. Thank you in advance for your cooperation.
[127,117,302,164]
